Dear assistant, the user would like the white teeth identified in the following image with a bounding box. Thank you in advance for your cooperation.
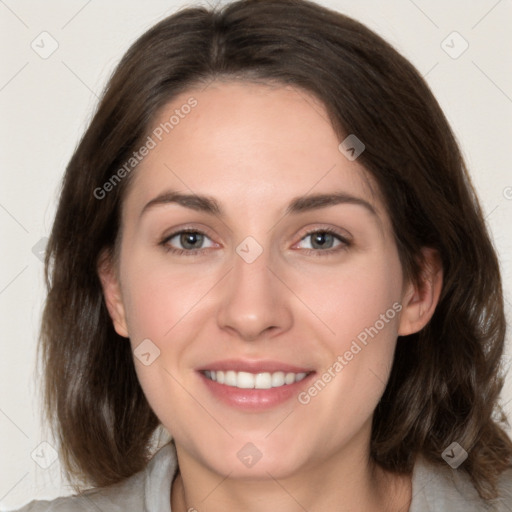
[204,370,308,389]
[225,370,237,386]
[285,372,296,385]
[237,371,256,389]
[271,371,285,387]
[254,372,272,389]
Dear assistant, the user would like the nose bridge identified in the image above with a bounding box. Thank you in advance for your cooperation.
[216,237,292,340]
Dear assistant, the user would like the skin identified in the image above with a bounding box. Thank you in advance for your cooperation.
[99,81,443,512]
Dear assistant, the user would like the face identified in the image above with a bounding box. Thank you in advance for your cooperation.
[100,81,435,480]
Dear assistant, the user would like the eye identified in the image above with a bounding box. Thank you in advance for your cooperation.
[160,229,216,255]
[295,228,351,254]
[160,227,351,256]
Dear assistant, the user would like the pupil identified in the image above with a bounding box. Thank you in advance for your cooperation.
[181,232,202,249]
[312,232,333,249]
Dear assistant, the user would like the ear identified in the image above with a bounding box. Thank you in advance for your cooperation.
[398,247,443,336]
[97,249,129,338]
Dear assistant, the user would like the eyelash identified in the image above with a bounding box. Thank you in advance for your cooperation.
[159,227,351,257]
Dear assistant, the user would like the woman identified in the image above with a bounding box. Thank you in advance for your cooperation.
[11,0,512,510]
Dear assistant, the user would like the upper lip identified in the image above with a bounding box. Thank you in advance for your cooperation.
[198,359,314,374]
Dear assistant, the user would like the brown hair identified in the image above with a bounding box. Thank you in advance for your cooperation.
[40,0,512,500]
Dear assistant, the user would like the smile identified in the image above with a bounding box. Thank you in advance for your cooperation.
[203,370,309,389]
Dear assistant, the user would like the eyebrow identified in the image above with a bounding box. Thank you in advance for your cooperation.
[139,190,377,218]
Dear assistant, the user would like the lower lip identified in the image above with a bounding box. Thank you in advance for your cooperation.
[198,372,315,411]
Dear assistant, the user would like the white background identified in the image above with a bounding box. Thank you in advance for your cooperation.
[0,0,511,509]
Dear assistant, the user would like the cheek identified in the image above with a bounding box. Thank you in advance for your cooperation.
[295,252,402,408]
[269,265,402,460]
[295,251,403,347]
[120,253,212,344]
[119,255,207,433]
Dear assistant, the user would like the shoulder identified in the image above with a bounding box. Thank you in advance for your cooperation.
[7,442,178,512]
[410,456,512,512]
[6,473,146,512]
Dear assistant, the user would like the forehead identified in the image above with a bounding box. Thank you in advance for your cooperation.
[123,80,386,223]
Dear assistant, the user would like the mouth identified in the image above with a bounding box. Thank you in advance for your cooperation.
[202,370,310,389]
[197,359,316,410]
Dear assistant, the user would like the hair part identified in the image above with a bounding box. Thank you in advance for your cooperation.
[40,0,511,499]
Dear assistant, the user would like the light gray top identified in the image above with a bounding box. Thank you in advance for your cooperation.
[8,442,512,511]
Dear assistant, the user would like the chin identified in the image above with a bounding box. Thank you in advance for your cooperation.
[192,437,311,480]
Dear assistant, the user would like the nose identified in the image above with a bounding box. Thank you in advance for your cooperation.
[216,244,293,342]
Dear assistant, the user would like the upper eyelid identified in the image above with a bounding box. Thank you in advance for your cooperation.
[300,226,351,240]
[162,225,214,241]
